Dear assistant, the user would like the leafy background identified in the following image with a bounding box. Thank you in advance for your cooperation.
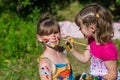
[0,0,120,80]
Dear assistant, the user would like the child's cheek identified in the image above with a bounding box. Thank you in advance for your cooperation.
[43,37,50,42]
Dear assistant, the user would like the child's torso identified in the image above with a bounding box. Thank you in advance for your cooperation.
[52,62,74,80]
[89,38,118,76]
[40,56,74,80]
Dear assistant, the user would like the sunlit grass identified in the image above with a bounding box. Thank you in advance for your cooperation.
[0,54,40,80]
[0,1,120,80]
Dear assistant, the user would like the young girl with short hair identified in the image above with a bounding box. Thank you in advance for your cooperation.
[37,17,74,80]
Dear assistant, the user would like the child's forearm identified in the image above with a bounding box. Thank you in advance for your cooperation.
[103,60,118,80]
[102,72,118,80]
[70,48,90,63]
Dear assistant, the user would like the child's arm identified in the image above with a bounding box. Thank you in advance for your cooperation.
[70,45,91,63]
[39,59,52,80]
[103,60,118,80]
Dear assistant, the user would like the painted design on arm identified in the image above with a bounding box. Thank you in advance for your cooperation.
[40,66,51,80]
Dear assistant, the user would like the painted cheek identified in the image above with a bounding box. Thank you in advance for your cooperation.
[43,37,50,42]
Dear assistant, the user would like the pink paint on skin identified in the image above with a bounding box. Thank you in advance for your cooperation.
[45,66,50,71]
[43,36,60,48]
[43,37,50,42]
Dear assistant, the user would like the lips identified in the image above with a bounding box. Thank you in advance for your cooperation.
[50,37,60,43]
[50,40,58,44]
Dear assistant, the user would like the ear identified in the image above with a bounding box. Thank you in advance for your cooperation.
[89,24,96,32]
[37,34,43,42]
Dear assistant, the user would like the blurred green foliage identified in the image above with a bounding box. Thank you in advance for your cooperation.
[116,0,120,3]
[0,0,74,20]
[0,0,120,80]
[0,12,42,79]
[0,0,120,21]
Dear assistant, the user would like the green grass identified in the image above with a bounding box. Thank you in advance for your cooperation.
[0,55,39,80]
[0,12,41,80]
[0,1,120,80]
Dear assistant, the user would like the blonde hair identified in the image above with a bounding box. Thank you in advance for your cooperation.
[37,17,60,36]
[75,3,114,44]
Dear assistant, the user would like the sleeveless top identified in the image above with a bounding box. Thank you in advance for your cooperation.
[39,56,74,80]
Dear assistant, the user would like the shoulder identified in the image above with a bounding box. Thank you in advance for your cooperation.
[39,51,52,62]
[39,56,51,66]
[38,51,54,64]
[103,41,118,52]
[101,41,119,60]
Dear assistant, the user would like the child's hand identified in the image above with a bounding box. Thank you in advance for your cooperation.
[65,41,73,51]
[65,37,74,51]
[64,36,87,51]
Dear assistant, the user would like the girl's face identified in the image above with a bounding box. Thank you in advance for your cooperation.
[42,32,60,48]
[79,21,95,38]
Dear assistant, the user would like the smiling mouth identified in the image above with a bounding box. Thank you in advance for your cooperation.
[50,40,58,44]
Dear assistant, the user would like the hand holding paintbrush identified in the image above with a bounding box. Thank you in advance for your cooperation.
[63,37,87,51]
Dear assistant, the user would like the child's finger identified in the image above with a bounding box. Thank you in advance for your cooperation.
[68,37,74,42]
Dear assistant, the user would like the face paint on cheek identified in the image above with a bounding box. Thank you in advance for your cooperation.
[44,37,59,48]
[43,37,50,42]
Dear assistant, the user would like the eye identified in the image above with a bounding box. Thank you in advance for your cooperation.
[54,31,59,34]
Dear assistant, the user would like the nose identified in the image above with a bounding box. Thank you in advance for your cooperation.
[51,34,56,39]
[51,34,60,41]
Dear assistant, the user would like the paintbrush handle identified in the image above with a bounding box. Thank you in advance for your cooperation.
[73,41,87,46]
[63,38,87,46]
